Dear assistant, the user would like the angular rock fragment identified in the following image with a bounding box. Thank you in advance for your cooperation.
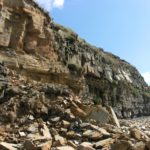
[94,138,115,149]
[54,135,66,146]
[56,146,75,150]
[78,142,95,150]
[130,127,149,140]
[39,123,52,140]
[83,130,102,140]
[23,140,36,150]
[111,140,132,150]
[0,142,18,150]
[133,142,146,150]
[37,140,52,150]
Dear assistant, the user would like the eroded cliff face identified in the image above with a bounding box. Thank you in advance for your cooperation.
[0,0,150,118]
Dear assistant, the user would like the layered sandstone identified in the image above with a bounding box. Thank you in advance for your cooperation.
[0,0,150,118]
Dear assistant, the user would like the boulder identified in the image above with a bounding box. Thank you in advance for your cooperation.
[36,140,52,150]
[130,128,149,140]
[78,142,95,150]
[0,142,18,150]
[106,106,120,128]
[133,142,146,150]
[94,138,115,149]
[111,140,132,150]
[89,125,110,137]
[146,141,150,150]
[54,135,66,146]
[39,123,52,140]
[56,146,75,150]
[23,140,36,150]
[83,130,102,140]
[87,105,111,124]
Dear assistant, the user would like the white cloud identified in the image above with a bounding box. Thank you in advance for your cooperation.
[53,0,64,9]
[35,0,64,11]
[142,72,150,85]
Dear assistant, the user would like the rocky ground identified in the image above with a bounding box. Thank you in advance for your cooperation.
[0,1,150,149]
[0,64,149,150]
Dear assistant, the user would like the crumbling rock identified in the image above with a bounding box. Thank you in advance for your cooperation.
[0,0,150,118]
[0,0,150,149]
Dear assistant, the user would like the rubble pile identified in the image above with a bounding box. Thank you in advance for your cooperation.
[0,0,150,118]
[0,0,150,149]
[0,66,149,150]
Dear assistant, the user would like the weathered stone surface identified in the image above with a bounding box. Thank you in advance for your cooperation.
[23,140,36,150]
[111,140,132,150]
[133,142,146,150]
[54,135,66,146]
[89,125,111,137]
[78,142,95,150]
[37,140,52,150]
[39,124,52,140]
[0,62,7,102]
[83,130,102,140]
[62,120,70,128]
[56,146,75,150]
[0,0,149,118]
[0,1,150,150]
[130,127,149,140]
[94,138,115,149]
[106,106,120,128]
[87,105,111,123]
[0,142,18,150]
[146,141,150,150]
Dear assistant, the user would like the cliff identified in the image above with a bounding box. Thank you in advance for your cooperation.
[0,0,150,118]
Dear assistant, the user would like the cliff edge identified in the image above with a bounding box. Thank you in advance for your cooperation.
[0,0,150,118]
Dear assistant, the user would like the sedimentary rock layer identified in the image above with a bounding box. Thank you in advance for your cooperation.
[0,0,150,118]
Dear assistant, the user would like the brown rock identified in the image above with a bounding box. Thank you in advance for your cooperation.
[62,120,70,128]
[56,146,75,150]
[90,125,110,137]
[37,140,52,150]
[87,105,111,124]
[7,111,17,123]
[78,142,95,150]
[23,140,36,150]
[106,106,120,128]
[71,103,87,118]
[111,140,132,150]
[0,142,18,150]
[146,141,150,150]
[130,128,149,140]
[133,142,146,150]
[39,123,52,140]
[67,141,77,149]
[66,131,77,139]
[94,138,115,149]
[83,130,102,140]
[19,131,26,137]
[54,135,66,146]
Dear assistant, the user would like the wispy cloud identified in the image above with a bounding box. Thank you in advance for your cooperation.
[53,0,64,9]
[142,72,150,85]
[35,0,64,11]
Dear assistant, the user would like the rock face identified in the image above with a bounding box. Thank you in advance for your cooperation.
[0,0,150,118]
[0,61,7,101]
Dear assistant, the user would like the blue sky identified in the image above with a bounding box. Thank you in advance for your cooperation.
[36,0,150,85]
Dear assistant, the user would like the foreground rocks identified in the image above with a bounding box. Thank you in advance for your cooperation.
[0,0,150,118]
[0,0,150,149]
[0,68,149,150]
